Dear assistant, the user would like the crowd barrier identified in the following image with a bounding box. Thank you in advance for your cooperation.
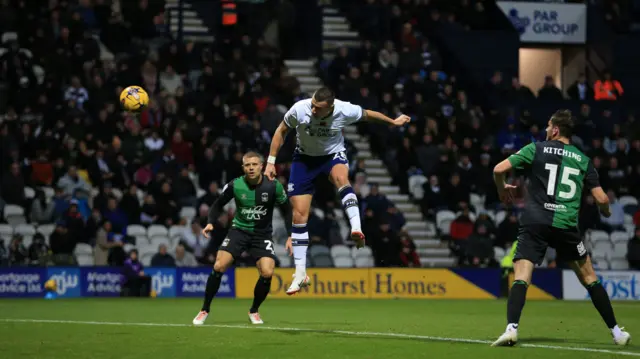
[0,267,637,300]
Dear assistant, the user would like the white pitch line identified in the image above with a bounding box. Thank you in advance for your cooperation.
[0,318,638,356]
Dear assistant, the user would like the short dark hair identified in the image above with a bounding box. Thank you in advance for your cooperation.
[550,110,575,137]
[313,87,335,105]
[242,151,264,163]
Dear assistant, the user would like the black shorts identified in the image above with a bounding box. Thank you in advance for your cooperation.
[219,228,277,260]
[514,224,587,265]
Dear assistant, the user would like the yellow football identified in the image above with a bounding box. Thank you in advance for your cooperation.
[119,86,149,112]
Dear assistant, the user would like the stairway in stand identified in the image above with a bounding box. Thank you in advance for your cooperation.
[165,0,215,43]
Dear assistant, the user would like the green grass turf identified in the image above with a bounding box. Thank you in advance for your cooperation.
[0,299,638,358]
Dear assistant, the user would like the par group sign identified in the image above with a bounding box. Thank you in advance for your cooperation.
[498,1,586,44]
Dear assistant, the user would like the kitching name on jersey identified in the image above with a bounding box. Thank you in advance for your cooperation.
[284,98,364,156]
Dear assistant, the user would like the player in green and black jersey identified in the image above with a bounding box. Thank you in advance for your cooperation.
[492,110,630,347]
[192,151,292,326]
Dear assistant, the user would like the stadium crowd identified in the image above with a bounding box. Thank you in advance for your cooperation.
[0,0,639,271]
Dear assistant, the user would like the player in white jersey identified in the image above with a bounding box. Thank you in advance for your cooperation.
[264,87,410,295]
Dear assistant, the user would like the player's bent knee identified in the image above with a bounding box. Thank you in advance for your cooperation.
[260,267,274,279]
[213,261,228,273]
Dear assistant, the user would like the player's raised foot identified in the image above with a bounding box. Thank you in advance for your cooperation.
[286,274,311,295]
[613,327,631,346]
[192,310,209,325]
[351,230,366,248]
[248,312,264,325]
[491,325,518,347]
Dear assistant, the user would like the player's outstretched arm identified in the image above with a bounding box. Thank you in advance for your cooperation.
[591,186,612,218]
[493,159,517,204]
[363,110,410,127]
[265,121,291,180]
[203,182,235,237]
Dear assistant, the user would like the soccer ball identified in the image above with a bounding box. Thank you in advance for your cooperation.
[119,86,149,112]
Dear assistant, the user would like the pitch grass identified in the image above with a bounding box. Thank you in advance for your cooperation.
[0,299,638,358]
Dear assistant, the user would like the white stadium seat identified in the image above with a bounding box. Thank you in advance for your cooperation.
[278,255,292,268]
[610,259,630,270]
[179,207,196,220]
[147,225,168,239]
[15,224,36,237]
[23,187,35,199]
[74,243,93,255]
[330,245,351,258]
[494,246,506,262]
[169,225,186,239]
[37,224,55,238]
[611,231,630,243]
[334,256,354,268]
[141,253,153,267]
[127,225,147,237]
[0,224,13,238]
[274,243,287,257]
[354,256,374,268]
[436,210,456,229]
[619,196,638,208]
[352,246,373,258]
[624,214,634,225]
[612,242,628,259]
[495,210,507,225]
[77,254,95,266]
[589,230,610,243]
[21,236,33,248]
[593,241,612,259]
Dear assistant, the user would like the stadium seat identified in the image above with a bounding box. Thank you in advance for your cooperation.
[351,245,373,258]
[334,256,354,268]
[15,224,36,237]
[0,224,13,238]
[74,243,93,255]
[624,214,634,225]
[123,243,136,253]
[136,189,145,204]
[21,236,33,248]
[612,242,628,259]
[589,230,610,243]
[436,210,456,229]
[127,225,147,237]
[150,236,172,250]
[354,256,374,268]
[37,224,55,238]
[470,193,485,210]
[4,205,26,225]
[619,196,638,208]
[495,211,507,225]
[42,186,55,201]
[147,225,168,239]
[141,252,153,267]
[77,254,95,266]
[169,225,186,239]
[494,246,506,262]
[274,243,287,257]
[23,187,35,199]
[179,207,196,221]
[593,241,612,258]
[134,236,150,246]
[137,242,155,256]
[111,188,123,200]
[408,174,427,200]
[611,231,630,243]
[196,188,206,198]
[592,256,609,270]
[278,254,292,268]
[309,245,330,257]
[625,224,636,237]
[313,254,334,267]
[330,245,351,258]
[610,259,630,270]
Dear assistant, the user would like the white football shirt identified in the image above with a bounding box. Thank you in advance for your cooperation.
[283,98,364,156]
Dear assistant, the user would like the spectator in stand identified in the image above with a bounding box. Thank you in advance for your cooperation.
[103,197,128,235]
[465,224,495,267]
[421,175,447,219]
[496,211,519,249]
[567,73,594,102]
[151,244,176,267]
[601,190,625,232]
[446,173,470,211]
[627,228,640,270]
[370,219,402,267]
[175,244,198,267]
[28,233,50,266]
[399,231,421,267]
[1,162,26,206]
[448,207,475,258]
[180,220,210,262]
[57,165,91,197]
[365,183,392,215]
[121,249,151,297]
[594,70,624,101]
[8,235,28,266]
[31,190,55,224]
[535,76,563,102]
[49,220,77,265]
